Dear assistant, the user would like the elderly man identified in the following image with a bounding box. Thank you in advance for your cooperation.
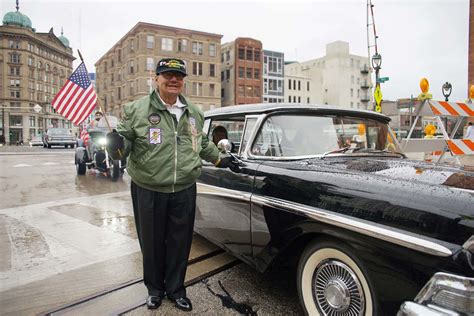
[108,58,236,311]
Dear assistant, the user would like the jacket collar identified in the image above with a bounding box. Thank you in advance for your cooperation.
[150,90,189,111]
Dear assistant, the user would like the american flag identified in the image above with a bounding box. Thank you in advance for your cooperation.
[52,63,97,125]
[80,127,89,146]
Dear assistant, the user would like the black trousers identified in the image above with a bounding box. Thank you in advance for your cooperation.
[131,181,196,299]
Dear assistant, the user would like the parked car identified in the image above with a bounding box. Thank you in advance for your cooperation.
[195,103,474,316]
[28,136,43,147]
[43,128,75,148]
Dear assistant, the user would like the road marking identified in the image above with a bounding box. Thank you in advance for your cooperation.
[41,162,60,166]
[13,164,32,167]
[0,191,137,291]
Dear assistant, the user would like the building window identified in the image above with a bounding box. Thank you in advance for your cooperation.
[298,81,301,91]
[192,42,203,55]
[293,96,296,103]
[192,62,203,76]
[254,50,260,62]
[146,57,154,71]
[10,115,22,126]
[10,67,20,76]
[209,44,216,57]
[288,96,291,103]
[288,79,292,90]
[28,43,34,51]
[178,39,188,52]
[221,53,224,62]
[192,82,203,96]
[254,69,260,79]
[246,86,253,97]
[209,64,216,77]
[226,51,230,61]
[357,89,360,97]
[147,35,154,48]
[10,79,21,87]
[246,49,253,61]
[225,69,230,81]
[130,60,134,74]
[351,75,354,84]
[29,116,36,127]
[307,97,310,103]
[238,85,245,97]
[350,88,353,97]
[238,47,245,60]
[254,86,261,97]
[130,39,135,51]
[209,83,215,97]
[9,40,20,49]
[10,90,20,98]
[221,71,225,81]
[221,89,224,98]
[10,53,20,63]
[238,67,244,78]
[246,68,252,79]
[307,81,310,91]
[298,96,301,103]
[161,38,173,51]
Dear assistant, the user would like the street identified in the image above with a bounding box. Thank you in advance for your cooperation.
[0,147,303,315]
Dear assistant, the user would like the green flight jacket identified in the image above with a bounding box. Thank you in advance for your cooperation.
[117,90,219,193]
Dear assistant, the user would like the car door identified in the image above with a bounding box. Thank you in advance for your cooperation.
[196,116,261,265]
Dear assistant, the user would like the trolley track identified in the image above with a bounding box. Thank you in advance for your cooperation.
[42,235,238,316]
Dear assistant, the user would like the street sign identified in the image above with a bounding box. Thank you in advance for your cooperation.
[377,77,389,83]
[34,104,42,113]
[374,85,383,113]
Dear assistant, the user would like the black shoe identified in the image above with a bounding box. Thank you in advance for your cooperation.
[146,295,162,310]
[173,297,192,312]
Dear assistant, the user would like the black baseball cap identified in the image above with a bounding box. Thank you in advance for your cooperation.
[156,58,187,76]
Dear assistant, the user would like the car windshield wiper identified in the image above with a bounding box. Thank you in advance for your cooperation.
[321,146,353,158]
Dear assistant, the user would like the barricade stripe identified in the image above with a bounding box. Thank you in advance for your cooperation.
[439,101,460,116]
[447,140,464,155]
[461,139,474,151]
[457,103,474,116]
[430,104,443,115]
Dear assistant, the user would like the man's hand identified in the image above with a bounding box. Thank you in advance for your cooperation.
[106,131,124,159]
[215,156,240,173]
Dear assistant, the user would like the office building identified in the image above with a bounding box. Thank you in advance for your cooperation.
[262,50,284,103]
[285,41,372,109]
[1,4,75,144]
[95,22,223,116]
[221,38,263,106]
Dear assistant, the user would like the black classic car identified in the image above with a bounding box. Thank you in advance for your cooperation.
[195,104,474,315]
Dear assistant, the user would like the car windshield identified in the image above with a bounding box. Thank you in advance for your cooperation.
[251,114,401,158]
[48,128,71,136]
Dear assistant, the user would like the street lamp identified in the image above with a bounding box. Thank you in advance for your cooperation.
[442,82,452,102]
[371,53,382,83]
[372,53,382,112]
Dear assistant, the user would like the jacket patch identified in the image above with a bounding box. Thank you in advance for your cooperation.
[189,116,198,136]
[149,127,162,144]
[148,113,161,125]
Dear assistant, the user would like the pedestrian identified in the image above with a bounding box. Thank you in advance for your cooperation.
[106,58,237,312]
[465,122,474,140]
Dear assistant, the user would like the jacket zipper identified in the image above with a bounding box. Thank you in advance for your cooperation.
[172,115,178,193]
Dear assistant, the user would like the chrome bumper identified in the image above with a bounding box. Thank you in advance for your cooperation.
[397,273,474,316]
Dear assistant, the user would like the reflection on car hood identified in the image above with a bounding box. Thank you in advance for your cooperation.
[303,157,474,191]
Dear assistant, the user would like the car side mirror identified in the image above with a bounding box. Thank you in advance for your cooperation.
[217,139,232,153]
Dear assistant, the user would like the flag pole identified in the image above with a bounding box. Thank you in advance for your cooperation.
[77,49,113,132]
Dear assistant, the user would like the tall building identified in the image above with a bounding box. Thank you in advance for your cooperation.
[263,50,284,103]
[95,22,223,117]
[221,38,263,106]
[284,41,372,109]
[0,3,75,144]
[285,72,312,104]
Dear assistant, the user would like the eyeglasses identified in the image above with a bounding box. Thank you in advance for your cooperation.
[161,72,185,81]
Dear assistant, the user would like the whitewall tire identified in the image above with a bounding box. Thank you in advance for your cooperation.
[297,240,375,315]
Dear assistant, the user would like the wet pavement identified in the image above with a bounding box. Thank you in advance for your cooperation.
[0,147,303,315]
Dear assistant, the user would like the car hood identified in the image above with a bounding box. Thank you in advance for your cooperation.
[305,157,474,191]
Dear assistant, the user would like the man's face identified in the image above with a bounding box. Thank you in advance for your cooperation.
[155,71,184,99]
[95,113,103,121]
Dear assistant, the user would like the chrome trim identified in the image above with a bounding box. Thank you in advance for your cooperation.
[462,235,474,252]
[197,183,251,203]
[251,195,453,257]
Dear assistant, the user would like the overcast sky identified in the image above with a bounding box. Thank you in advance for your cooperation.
[2,0,469,102]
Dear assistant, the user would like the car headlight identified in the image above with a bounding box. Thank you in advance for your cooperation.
[98,138,107,145]
[415,272,474,314]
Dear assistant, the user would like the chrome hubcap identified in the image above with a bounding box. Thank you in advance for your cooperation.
[313,260,365,315]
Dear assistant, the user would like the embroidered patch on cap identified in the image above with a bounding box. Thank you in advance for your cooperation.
[148,113,161,125]
[149,128,162,144]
